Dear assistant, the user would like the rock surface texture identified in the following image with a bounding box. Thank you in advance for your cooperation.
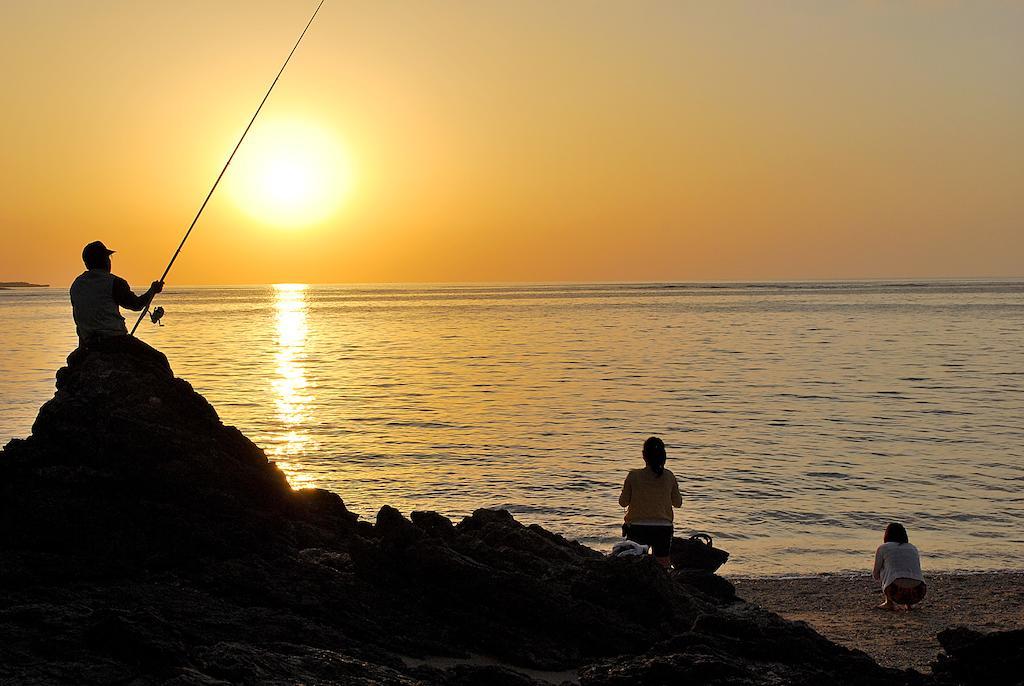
[0,342,1018,684]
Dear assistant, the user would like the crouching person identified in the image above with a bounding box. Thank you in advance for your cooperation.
[873,522,927,610]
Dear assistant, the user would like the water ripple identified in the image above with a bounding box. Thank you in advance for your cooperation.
[1,281,1022,574]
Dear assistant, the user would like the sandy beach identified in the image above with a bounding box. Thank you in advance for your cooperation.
[734,572,1024,673]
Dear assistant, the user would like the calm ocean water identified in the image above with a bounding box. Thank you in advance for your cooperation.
[2,281,1022,574]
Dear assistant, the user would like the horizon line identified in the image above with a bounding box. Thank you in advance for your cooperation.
[8,275,1024,289]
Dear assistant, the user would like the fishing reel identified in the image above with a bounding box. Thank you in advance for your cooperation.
[149,306,166,326]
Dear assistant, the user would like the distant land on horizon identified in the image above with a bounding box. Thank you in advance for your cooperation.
[0,282,49,289]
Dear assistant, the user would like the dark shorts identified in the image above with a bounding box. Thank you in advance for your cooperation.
[886,579,927,605]
[622,524,673,557]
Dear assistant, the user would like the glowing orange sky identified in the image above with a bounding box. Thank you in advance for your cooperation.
[1,1,1021,286]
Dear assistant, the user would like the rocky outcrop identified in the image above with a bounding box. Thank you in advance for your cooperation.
[0,340,1016,684]
[0,338,356,572]
[931,627,1024,686]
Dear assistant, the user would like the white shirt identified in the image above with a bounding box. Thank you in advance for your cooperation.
[872,541,924,590]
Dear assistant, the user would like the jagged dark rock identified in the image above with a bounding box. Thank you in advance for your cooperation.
[0,342,1016,684]
[930,626,1024,685]
[0,338,357,574]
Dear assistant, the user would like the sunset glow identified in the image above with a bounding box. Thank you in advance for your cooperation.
[2,3,1024,671]
[0,2,1021,285]
[268,283,318,489]
[226,120,352,228]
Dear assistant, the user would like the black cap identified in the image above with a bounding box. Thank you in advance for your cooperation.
[82,240,115,268]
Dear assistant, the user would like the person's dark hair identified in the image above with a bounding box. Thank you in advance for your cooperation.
[642,436,667,477]
[883,522,909,545]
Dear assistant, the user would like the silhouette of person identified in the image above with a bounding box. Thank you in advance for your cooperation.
[68,241,169,370]
[619,436,683,568]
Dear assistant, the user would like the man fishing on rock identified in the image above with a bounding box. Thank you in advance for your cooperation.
[68,240,169,370]
[63,4,324,374]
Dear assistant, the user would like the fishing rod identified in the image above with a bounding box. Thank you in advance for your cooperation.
[131,0,326,336]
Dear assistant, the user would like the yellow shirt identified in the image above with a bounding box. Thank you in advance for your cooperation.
[619,467,682,524]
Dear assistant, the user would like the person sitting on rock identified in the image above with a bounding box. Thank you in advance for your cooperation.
[69,240,168,369]
[618,436,682,567]
[873,522,926,611]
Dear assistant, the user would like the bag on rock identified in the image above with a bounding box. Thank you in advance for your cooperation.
[611,539,649,557]
[670,533,729,573]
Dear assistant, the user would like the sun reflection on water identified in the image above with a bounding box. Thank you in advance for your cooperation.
[269,284,317,489]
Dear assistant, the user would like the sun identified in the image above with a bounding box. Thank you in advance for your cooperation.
[226,118,352,227]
